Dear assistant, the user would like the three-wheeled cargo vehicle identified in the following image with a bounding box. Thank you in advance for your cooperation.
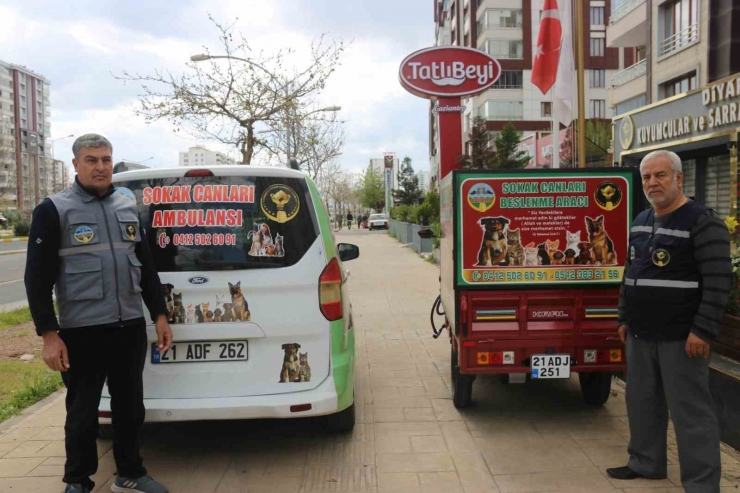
[426,167,643,408]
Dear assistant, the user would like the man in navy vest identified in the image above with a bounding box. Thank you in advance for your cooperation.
[607,150,731,493]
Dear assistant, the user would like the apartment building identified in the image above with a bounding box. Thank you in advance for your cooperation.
[0,60,60,211]
[428,0,631,182]
[178,146,236,167]
[609,0,740,218]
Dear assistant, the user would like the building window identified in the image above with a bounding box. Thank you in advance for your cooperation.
[590,38,605,57]
[492,71,523,89]
[37,112,43,121]
[660,0,698,56]
[479,100,524,120]
[661,70,697,98]
[615,94,647,115]
[477,9,523,31]
[590,7,605,25]
[20,95,26,105]
[541,102,552,117]
[590,69,606,88]
[590,100,606,118]
[482,39,524,59]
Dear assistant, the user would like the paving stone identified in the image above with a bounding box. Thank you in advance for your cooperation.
[302,465,377,492]
[0,457,46,478]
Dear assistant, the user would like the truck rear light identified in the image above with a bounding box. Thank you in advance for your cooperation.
[184,169,214,177]
[584,350,597,363]
[477,351,504,365]
[503,351,515,364]
[98,411,112,418]
[462,341,477,347]
[319,257,343,321]
[609,349,623,362]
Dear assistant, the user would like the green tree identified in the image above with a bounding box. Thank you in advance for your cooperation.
[493,122,530,169]
[394,156,424,206]
[360,166,385,211]
[457,116,496,169]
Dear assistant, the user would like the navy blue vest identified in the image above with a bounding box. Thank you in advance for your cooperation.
[623,200,707,340]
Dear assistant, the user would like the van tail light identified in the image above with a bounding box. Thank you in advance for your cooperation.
[185,169,214,177]
[460,295,468,334]
[319,257,343,321]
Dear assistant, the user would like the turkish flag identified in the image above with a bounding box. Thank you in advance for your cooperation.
[531,0,563,95]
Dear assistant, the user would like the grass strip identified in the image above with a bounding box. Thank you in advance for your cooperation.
[0,362,63,423]
[0,307,32,331]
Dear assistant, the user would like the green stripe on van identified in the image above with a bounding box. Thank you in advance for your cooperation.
[306,178,355,412]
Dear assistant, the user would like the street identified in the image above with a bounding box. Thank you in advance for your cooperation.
[1,230,738,493]
[0,251,27,310]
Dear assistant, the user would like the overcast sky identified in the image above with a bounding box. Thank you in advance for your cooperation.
[0,0,433,177]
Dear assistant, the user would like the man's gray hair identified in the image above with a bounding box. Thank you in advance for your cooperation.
[72,133,113,160]
[640,150,682,176]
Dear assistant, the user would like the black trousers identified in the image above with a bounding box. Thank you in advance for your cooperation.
[60,321,148,489]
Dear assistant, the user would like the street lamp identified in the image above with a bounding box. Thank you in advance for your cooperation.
[122,156,154,164]
[189,53,341,167]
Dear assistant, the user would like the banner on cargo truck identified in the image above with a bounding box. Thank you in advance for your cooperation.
[456,171,633,286]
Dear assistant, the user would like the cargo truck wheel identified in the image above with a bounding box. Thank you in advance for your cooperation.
[579,372,612,406]
[98,424,114,440]
[451,345,474,408]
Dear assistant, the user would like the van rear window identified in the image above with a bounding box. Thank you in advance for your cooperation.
[114,176,319,272]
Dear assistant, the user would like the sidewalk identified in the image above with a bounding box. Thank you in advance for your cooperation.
[0,231,738,493]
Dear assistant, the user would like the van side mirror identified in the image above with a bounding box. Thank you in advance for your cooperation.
[417,228,434,239]
[337,243,359,262]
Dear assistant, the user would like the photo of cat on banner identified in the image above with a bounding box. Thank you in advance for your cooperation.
[247,222,285,257]
[476,215,617,268]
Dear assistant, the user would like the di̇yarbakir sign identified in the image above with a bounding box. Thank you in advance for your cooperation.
[399,46,502,99]
[455,170,635,287]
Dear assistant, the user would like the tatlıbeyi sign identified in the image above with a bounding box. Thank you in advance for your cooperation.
[399,47,502,98]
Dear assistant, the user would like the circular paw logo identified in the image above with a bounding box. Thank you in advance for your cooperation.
[652,248,670,267]
[260,184,300,223]
[595,182,623,211]
[619,116,635,150]
[74,225,94,244]
[467,183,495,212]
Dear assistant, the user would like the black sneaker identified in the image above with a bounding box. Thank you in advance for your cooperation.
[64,484,91,493]
[606,466,666,480]
[111,475,169,493]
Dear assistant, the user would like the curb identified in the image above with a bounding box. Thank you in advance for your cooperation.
[0,237,27,243]
[0,249,25,256]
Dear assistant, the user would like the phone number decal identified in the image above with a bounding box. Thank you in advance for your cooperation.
[464,267,624,283]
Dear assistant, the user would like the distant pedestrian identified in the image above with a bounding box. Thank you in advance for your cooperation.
[25,134,171,493]
[346,211,353,230]
[357,215,362,229]
[607,150,731,493]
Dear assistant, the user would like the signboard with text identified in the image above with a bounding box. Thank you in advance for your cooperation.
[455,170,635,287]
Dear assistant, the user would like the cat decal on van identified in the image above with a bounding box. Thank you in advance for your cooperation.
[247,223,286,258]
[160,280,252,324]
[279,343,311,383]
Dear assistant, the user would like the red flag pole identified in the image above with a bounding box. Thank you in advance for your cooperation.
[576,0,587,168]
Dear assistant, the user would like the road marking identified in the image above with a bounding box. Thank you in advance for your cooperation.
[0,278,23,286]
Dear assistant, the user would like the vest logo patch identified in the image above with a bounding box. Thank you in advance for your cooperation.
[74,225,94,244]
[630,245,635,260]
[652,248,670,267]
[125,224,137,240]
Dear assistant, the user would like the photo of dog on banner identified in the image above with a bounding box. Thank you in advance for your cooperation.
[475,215,617,267]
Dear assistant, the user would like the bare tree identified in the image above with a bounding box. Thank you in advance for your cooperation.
[115,16,347,164]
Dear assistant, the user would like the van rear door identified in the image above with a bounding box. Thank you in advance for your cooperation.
[111,170,331,398]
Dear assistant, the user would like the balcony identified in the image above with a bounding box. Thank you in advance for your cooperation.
[606,0,647,48]
[658,23,698,58]
[611,59,646,88]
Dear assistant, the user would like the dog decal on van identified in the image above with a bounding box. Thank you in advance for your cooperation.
[279,343,311,383]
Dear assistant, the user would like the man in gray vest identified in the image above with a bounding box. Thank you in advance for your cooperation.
[607,150,731,493]
[25,134,172,493]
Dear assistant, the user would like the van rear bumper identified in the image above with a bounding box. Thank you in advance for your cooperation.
[98,376,340,423]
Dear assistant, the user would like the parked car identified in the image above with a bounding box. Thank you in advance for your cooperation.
[102,165,360,436]
[368,214,389,230]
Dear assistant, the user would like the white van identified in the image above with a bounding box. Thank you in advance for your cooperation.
[99,166,359,433]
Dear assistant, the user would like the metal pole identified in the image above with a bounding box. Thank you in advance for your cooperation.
[285,83,291,167]
[576,0,587,168]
